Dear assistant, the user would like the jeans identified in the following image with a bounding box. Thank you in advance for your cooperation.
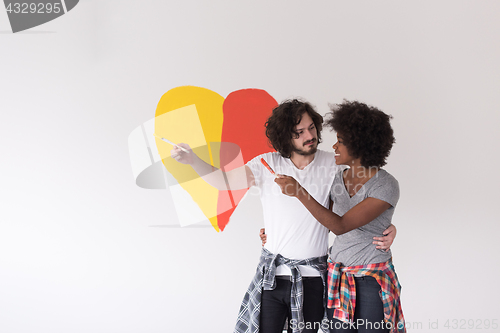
[260,276,325,333]
[327,276,389,333]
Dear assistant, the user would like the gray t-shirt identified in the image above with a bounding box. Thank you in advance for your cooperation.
[329,168,399,267]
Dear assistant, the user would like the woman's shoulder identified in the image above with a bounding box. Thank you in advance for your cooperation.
[376,169,399,189]
[368,169,400,206]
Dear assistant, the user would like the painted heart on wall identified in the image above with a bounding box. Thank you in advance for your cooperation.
[129,86,277,231]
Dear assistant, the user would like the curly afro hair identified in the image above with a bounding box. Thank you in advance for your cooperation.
[265,99,323,158]
[326,100,395,168]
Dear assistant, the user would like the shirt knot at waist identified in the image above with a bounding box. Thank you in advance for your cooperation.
[326,258,406,333]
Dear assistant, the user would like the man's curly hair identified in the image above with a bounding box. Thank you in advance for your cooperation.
[326,100,395,168]
[265,99,323,158]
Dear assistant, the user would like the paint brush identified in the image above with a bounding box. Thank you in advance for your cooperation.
[260,158,276,176]
[153,133,189,153]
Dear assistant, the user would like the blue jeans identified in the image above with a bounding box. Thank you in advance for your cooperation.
[260,276,325,333]
[327,276,389,333]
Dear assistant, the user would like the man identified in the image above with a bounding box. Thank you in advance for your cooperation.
[172,99,395,333]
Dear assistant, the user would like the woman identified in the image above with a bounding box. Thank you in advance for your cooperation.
[275,100,405,333]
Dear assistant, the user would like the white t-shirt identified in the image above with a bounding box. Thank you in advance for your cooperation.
[246,150,338,276]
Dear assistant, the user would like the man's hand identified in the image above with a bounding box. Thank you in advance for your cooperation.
[373,224,397,252]
[259,228,267,246]
[274,175,305,197]
[171,143,194,164]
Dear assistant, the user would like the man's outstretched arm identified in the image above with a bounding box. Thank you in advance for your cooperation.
[171,143,255,190]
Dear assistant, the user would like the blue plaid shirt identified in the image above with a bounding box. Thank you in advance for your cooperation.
[234,247,329,333]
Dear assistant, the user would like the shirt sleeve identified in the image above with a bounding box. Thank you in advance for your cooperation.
[368,173,400,207]
[246,153,265,188]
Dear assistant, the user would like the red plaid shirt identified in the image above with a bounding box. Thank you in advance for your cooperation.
[327,259,406,333]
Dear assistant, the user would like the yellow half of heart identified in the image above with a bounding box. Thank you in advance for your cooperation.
[154,86,225,231]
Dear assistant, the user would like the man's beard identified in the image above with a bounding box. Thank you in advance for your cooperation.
[293,139,317,156]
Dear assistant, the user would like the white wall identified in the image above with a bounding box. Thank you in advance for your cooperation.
[1,1,499,332]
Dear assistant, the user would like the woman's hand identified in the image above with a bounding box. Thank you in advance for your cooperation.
[274,175,306,197]
[259,228,267,246]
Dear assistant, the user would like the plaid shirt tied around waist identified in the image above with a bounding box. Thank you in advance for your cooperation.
[234,247,328,333]
[327,259,406,333]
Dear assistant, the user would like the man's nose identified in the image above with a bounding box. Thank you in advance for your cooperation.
[304,129,314,141]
